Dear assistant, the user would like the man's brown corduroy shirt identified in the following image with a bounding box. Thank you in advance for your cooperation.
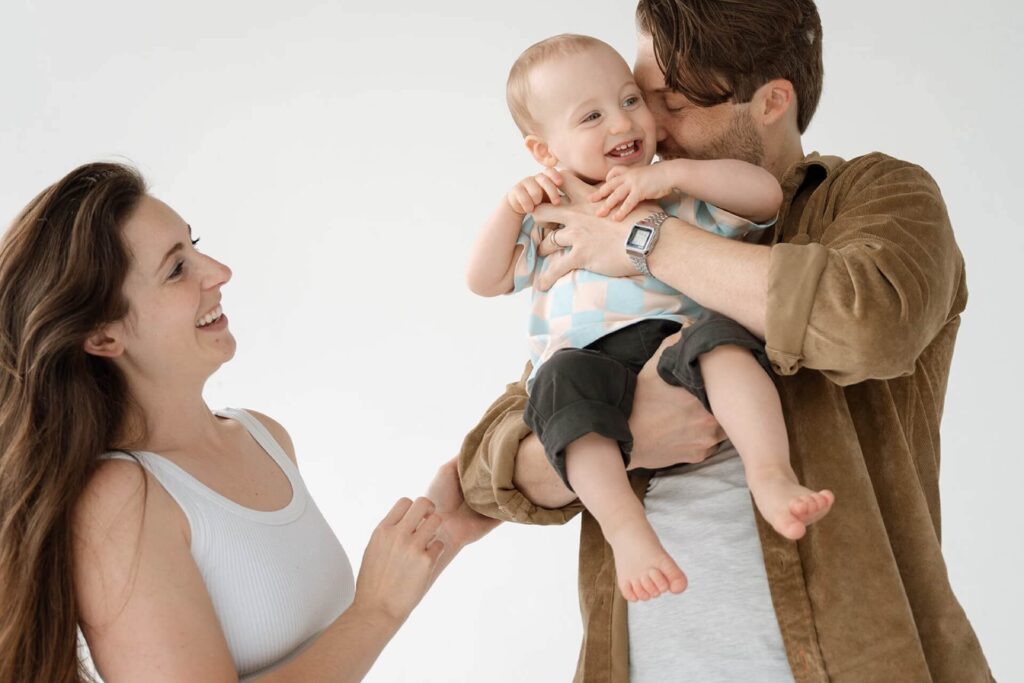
[457,152,994,682]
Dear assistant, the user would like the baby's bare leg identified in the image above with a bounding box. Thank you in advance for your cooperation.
[566,433,687,601]
[699,345,834,540]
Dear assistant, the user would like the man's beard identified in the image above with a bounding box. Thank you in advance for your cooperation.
[659,107,765,166]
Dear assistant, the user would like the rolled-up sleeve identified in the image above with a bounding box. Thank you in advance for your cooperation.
[765,157,965,385]
[457,362,584,525]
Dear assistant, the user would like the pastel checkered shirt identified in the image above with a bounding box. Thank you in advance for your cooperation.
[512,195,773,390]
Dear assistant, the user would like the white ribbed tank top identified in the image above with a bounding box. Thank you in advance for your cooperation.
[101,408,354,680]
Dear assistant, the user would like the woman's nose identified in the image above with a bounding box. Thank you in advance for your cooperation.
[201,254,232,289]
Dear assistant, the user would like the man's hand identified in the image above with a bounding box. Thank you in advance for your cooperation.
[506,168,564,216]
[532,171,662,291]
[590,164,674,220]
[426,457,500,550]
[627,332,726,470]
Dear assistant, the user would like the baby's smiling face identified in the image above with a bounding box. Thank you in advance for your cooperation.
[525,44,657,184]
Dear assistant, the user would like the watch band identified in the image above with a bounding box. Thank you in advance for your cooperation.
[626,211,669,275]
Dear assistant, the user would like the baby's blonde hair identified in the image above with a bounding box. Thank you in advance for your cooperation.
[507,33,614,136]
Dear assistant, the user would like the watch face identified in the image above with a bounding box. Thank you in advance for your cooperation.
[628,226,653,250]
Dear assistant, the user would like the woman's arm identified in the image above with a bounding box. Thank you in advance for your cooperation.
[75,464,445,682]
[465,168,563,297]
[257,497,444,683]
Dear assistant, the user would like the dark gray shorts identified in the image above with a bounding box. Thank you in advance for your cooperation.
[523,313,771,490]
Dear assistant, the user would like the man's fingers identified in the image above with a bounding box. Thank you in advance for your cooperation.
[537,249,581,291]
[537,231,560,257]
[558,171,598,203]
[531,202,569,225]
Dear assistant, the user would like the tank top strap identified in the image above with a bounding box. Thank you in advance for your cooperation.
[214,408,300,481]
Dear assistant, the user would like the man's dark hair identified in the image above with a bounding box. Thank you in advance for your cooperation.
[636,0,823,133]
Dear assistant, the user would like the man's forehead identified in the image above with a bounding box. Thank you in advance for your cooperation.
[633,38,667,91]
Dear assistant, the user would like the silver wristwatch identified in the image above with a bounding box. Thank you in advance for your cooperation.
[625,211,669,275]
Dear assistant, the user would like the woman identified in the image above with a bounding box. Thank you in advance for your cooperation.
[0,162,494,682]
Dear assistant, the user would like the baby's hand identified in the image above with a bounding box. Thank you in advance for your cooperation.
[507,168,564,216]
[590,165,672,220]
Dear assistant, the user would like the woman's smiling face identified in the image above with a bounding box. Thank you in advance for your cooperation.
[109,196,235,386]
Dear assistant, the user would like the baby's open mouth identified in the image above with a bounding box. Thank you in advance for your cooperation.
[607,140,641,158]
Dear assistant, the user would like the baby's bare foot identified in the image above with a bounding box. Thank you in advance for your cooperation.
[748,467,835,540]
[604,515,687,602]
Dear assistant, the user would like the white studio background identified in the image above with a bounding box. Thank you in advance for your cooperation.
[1,1,1020,681]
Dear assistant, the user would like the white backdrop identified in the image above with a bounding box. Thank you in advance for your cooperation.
[2,1,1021,681]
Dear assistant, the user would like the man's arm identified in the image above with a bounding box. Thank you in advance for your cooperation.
[457,363,583,524]
[534,157,961,385]
[458,349,726,520]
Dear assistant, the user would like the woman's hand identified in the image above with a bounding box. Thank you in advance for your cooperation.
[426,457,500,550]
[531,172,663,291]
[352,497,444,626]
[626,332,726,470]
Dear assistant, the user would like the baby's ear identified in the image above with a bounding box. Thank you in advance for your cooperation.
[525,136,558,168]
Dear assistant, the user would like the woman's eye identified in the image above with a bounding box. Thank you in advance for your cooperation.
[190,236,201,248]
[170,260,185,279]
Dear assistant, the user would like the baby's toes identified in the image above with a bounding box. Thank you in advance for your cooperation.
[632,579,652,601]
[640,574,662,598]
[648,568,670,593]
[620,581,638,603]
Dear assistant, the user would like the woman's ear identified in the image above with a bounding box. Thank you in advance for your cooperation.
[83,323,124,358]
[525,136,559,168]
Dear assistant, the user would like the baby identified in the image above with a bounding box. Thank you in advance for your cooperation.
[466,34,834,602]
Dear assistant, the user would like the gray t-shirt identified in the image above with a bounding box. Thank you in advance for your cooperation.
[628,443,795,682]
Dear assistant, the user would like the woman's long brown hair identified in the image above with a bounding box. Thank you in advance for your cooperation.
[0,162,146,682]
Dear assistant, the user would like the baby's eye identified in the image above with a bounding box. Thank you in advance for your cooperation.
[623,95,641,108]
[582,111,601,123]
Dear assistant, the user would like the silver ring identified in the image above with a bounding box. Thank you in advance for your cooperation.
[549,230,563,248]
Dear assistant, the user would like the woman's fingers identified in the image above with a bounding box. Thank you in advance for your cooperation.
[413,512,443,546]
[381,497,414,527]
[396,497,436,534]
[426,539,446,563]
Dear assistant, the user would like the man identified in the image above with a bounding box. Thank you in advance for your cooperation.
[456,1,993,681]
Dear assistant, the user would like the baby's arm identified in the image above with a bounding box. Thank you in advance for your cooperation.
[591,159,782,223]
[466,168,563,297]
